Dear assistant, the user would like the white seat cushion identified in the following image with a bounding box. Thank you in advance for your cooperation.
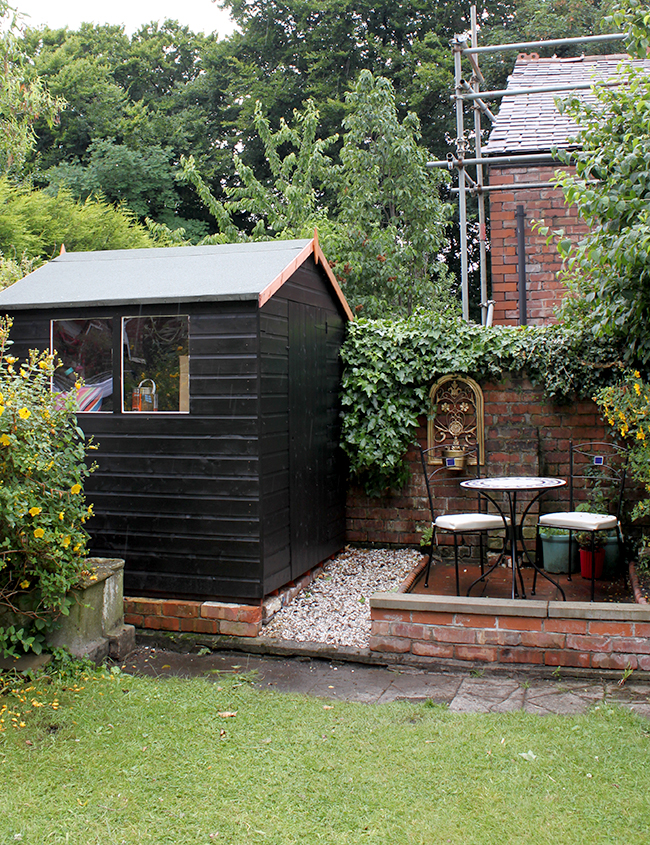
[538,511,618,532]
[435,513,510,532]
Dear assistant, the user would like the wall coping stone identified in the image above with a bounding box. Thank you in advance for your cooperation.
[370,593,548,617]
[548,601,650,621]
[371,592,650,622]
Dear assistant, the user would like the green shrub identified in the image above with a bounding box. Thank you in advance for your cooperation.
[0,317,96,656]
[595,370,650,523]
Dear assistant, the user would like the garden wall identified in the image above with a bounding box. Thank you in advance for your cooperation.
[346,376,610,547]
[370,594,650,670]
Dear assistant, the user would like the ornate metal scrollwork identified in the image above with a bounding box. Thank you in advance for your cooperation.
[427,375,485,465]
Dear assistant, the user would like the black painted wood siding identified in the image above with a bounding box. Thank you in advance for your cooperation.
[259,258,347,595]
[6,257,347,603]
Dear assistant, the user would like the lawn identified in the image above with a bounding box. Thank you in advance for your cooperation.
[1,665,649,844]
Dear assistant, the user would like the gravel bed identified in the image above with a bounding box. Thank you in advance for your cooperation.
[260,547,422,648]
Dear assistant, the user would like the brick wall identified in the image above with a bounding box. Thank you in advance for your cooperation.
[346,376,610,547]
[124,597,263,638]
[370,594,650,670]
[488,164,589,326]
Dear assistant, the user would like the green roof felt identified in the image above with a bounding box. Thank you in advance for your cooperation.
[0,240,313,310]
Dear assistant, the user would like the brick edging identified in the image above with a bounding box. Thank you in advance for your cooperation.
[370,593,650,669]
[629,560,648,605]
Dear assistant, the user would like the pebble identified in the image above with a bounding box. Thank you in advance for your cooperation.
[260,547,422,648]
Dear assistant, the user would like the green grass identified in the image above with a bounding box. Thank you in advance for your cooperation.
[1,667,649,844]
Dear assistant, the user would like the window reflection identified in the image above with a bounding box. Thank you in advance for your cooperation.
[51,319,113,412]
[122,316,189,413]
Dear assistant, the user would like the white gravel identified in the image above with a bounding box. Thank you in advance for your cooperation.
[260,547,422,648]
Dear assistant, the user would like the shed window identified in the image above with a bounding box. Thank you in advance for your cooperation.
[51,319,114,412]
[122,316,189,413]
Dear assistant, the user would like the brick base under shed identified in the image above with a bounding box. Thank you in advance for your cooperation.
[370,594,650,670]
[124,597,263,638]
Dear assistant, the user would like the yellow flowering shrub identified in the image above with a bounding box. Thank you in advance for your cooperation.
[595,371,650,521]
[0,316,96,657]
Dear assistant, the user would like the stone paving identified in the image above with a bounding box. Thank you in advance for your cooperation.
[121,645,650,719]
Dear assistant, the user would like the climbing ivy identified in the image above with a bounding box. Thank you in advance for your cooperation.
[340,313,625,494]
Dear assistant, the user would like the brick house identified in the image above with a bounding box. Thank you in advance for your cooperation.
[485,53,650,326]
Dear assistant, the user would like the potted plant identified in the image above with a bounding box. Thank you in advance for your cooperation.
[575,531,607,579]
[538,527,578,574]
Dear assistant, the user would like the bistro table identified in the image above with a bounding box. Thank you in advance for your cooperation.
[460,476,567,600]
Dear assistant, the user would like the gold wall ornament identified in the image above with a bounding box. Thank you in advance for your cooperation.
[427,375,485,465]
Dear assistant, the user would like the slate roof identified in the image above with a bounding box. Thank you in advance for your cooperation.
[484,54,650,156]
[0,239,351,319]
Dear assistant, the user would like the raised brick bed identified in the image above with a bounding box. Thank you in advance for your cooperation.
[370,593,650,670]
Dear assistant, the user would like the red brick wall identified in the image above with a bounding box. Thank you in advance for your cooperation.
[346,376,609,546]
[488,164,589,326]
[370,594,650,670]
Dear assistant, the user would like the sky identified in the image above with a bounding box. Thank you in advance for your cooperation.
[12,0,237,37]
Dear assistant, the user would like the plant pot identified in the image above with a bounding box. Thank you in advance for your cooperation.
[579,548,605,580]
[540,533,579,574]
[442,449,466,471]
[603,533,620,578]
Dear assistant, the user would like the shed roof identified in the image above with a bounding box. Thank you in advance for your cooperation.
[0,237,353,319]
[484,54,650,156]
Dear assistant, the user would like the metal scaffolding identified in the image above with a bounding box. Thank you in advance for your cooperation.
[428,5,627,324]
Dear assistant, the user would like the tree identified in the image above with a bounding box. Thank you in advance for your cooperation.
[0,1,64,176]
[330,71,453,316]
[550,1,650,367]
[180,73,454,316]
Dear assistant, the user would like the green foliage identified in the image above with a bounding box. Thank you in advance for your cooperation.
[330,71,453,316]
[0,317,96,657]
[0,2,66,177]
[595,370,650,522]
[549,1,650,366]
[0,178,153,261]
[341,314,624,494]
[182,75,454,316]
[0,252,38,291]
[43,139,181,224]
[180,97,337,241]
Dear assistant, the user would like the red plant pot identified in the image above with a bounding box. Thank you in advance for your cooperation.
[579,548,605,580]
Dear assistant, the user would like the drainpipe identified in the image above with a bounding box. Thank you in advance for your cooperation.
[516,205,527,326]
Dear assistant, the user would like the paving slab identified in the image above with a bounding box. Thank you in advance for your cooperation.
[119,646,650,718]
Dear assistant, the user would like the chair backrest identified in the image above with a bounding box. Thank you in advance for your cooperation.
[569,441,628,520]
[419,443,481,520]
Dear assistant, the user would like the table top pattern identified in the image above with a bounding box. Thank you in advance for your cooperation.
[461,476,566,492]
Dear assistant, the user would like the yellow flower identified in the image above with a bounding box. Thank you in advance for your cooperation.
[0,434,10,446]
[5,356,16,364]
[19,580,30,590]
[33,528,45,539]
[61,535,71,548]
[0,406,4,417]
[38,361,48,370]
[58,512,64,521]
[28,506,42,517]
[634,370,641,379]
[635,383,642,395]
[637,429,646,440]
[87,504,94,515]
[18,407,30,420]
[70,484,82,495]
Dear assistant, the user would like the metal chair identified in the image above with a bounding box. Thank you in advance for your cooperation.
[419,444,510,596]
[535,441,628,601]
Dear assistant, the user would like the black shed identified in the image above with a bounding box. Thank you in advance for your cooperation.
[0,237,352,602]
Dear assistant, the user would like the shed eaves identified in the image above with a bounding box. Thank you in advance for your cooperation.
[0,239,317,310]
[484,54,650,156]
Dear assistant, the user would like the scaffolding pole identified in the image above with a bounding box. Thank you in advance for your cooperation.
[440,6,627,322]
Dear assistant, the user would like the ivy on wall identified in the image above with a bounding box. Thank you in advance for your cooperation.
[340,314,625,495]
